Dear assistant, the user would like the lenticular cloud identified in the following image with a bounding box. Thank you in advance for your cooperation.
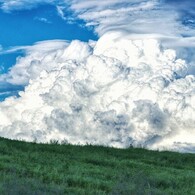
[0,32,195,152]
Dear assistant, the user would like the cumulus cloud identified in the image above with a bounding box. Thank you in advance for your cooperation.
[0,33,194,152]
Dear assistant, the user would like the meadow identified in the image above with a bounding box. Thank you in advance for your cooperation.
[0,137,194,195]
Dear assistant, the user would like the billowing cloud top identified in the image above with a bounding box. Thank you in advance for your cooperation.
[0,0,194,152]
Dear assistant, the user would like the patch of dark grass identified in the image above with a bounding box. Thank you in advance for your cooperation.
[111,171,167,195]
[1,174,64,195]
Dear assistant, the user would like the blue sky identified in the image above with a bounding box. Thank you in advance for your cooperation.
[0,4,97,48]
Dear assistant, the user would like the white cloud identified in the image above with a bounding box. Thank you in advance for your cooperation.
[56,5,65,19]
[34,17,51,24]
[0,33,194,152]
[63,0,195,47]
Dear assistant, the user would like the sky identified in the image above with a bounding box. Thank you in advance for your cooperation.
[0,0,195,152]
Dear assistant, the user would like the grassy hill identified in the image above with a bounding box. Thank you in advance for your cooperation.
[0,137,194,195]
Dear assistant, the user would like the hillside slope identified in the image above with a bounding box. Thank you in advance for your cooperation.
[0,137,194,195]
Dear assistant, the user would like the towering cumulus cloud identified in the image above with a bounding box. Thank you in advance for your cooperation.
[0,0,195,152]
[0,32,194,152]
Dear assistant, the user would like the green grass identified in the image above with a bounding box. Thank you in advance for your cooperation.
[0,137,194,195]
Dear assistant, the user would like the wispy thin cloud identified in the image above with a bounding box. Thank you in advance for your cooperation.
[34,17,52,24]
[0,0,55,12]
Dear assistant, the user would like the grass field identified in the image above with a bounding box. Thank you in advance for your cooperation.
[0,137,194,195]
